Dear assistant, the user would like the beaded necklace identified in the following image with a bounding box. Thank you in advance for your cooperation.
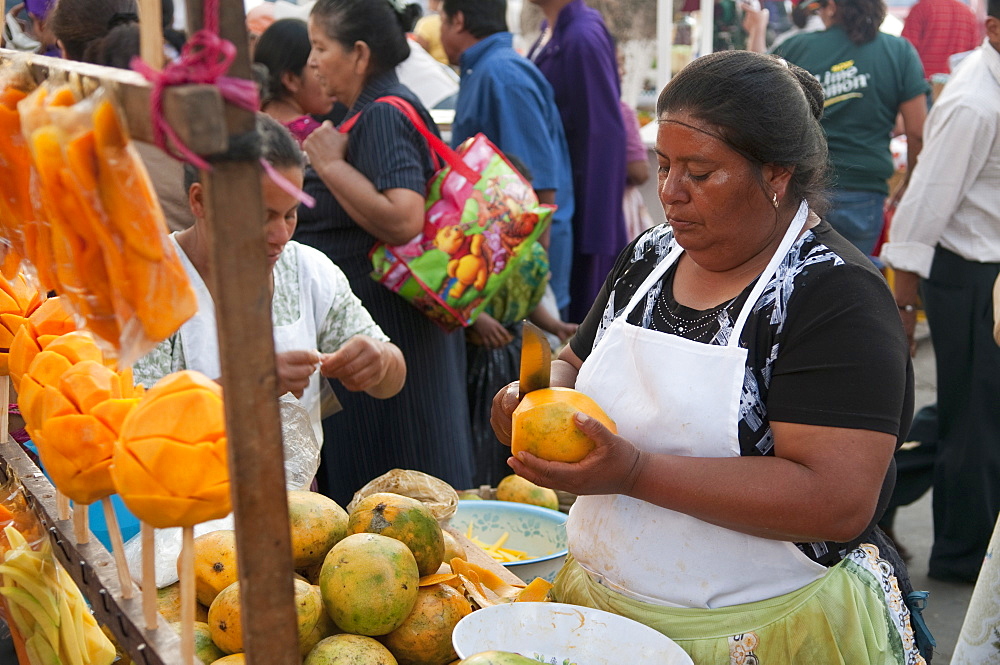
[647,266,746,343]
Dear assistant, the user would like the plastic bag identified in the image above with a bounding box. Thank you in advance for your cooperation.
[346,469,459,524]
[0,60,36,281]
[279,393,322,492]
[123,394,321,587]
[16,83,197,366]
[352,97,554,331]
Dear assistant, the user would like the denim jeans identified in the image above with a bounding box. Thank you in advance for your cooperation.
[825,189,886,258]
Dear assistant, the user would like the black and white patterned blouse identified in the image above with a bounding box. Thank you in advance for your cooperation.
[571,220,914,564]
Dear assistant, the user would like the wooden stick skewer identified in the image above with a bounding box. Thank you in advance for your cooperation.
[102,497,134,599]
[180,526,195,665]
[137,0,165,70]
[142,523,158,630]
[57,492,70,521]
[0,376,9,442]
[72,503,89,544]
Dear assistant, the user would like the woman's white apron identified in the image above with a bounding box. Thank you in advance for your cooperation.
[568,201,827,609]
[173,237,324,445]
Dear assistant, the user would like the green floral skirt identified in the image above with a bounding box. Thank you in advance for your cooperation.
[553,544,925,665]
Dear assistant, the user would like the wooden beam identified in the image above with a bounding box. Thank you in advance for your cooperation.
[0,440,185,665]
[184,1,301,664]
[0,48,227,156]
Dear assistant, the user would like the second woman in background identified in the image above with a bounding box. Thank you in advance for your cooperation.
[253,18,335,145]
[297,0,475,505]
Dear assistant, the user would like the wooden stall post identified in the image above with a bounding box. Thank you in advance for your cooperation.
[183,2,300,664]
[138,0,165,70]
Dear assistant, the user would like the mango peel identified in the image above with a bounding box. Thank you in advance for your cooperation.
[511,387,617,463]
[113,370,230,528]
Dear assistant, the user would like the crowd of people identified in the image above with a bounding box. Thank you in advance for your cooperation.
[2,0,999,661]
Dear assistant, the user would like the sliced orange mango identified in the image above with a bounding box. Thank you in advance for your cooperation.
[92,100,164,262]
[24,350,73,391]
[118,494,230,530]
[122,389,225,444]
[41,414,116,470]
[8,297,77,390]
[57,360,120,414]
[36,385,79,421]
[114,370,230,528]
[90,397,140,434]
[42,331,104,366]
[110,442,172,496]
[124,437,213,497]
[16,374,46,428]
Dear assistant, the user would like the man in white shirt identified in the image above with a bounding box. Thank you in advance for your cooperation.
[880,0,1000,584]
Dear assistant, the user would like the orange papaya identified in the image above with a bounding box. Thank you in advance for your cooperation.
[511,387,617,463]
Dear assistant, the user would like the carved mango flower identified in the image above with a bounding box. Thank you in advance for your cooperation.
[18,330,140,505]
[112,370,230,528]
[0,271,43,376]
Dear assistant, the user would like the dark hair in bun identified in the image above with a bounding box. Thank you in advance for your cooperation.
[310,0,422,76]
[656,50,829,214]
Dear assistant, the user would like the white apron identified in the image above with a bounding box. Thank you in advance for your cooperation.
[172,237,324,445]
[567,200,827,609]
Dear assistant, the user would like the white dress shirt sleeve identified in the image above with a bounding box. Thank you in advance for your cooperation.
[881,100,997,278]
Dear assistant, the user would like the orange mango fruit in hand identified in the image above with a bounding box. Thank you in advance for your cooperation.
[113,370,230,529]
[511,387,617,463]
[31,360,142,505]
[8,296,77,391]
[0,272,43,375]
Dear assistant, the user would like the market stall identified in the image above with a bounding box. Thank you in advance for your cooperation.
[0,0,303,660]
[0,1,564,659]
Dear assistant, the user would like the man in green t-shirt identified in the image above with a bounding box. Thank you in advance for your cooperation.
[773,0,928,258]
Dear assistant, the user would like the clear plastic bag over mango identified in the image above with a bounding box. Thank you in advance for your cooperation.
[0,62,36,280]
[13,83,197,365]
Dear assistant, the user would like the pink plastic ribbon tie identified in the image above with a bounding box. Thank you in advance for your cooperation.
[131,28,258,170]
[131,0,313,206]
[260,158,316,209]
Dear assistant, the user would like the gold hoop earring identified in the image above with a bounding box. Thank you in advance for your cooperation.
[772,193,779,208]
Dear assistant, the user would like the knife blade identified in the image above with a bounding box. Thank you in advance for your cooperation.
[519,321,551,398]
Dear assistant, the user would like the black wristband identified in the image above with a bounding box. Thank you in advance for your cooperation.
[897,304,918,312]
